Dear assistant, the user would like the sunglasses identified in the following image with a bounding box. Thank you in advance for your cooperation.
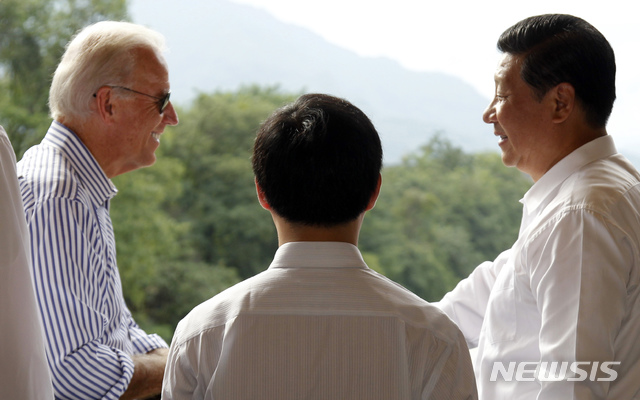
[96,85,171,114]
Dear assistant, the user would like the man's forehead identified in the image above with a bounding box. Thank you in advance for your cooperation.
[131,48,170,89]
[494,53,522,81]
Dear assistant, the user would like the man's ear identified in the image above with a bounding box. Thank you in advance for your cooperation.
[255,178,271,210]
[551,82,575,124]
[93,86,115,122]
[365,174,382,211]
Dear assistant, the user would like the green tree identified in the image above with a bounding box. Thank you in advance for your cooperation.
[110,86,297,339]
[110,136,243,340]
[1,1,534,332]
[361,136,532,300]
[0,0,128,157]
[165,86,297,279]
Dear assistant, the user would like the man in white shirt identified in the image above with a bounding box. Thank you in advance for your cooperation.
[0,125,53,399]
[162,93,478,399]
[436,14,640,399]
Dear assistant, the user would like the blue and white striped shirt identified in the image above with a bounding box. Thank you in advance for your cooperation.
[17,121,167,400]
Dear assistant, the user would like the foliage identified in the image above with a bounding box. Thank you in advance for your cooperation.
[110,153,189,312]
[164,86,297,279]
[113,86,297,338]
[360,136,532,301]
[0,0,128,158]
[109,85,531,338]
[1,0,533,342]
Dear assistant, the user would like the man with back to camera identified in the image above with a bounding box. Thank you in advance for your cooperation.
[162,93,478,399]
[435,14,640,399]
[17,21,179,399]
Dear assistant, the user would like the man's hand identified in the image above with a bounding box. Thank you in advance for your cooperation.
[120,348,169,400]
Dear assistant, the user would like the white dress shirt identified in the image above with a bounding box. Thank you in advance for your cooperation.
[163,241,477,400]
[437,135,640,399]
[0,126,54,399]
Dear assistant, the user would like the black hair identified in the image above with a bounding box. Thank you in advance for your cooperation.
[252,93,383,226]
[498,14,616,128]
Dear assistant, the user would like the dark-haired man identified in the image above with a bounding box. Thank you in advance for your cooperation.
[163,93,477,399]
[436,14,640,399]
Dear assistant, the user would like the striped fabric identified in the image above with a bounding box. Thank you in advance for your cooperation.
[17,121,167,400]
[163,241,477,400]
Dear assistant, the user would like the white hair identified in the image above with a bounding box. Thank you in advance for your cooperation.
[49,21,167,121]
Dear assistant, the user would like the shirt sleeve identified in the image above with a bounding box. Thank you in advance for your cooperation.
[126,307,169,354]
[434,250,510,348]
[420,327,479,400]
[526,208,631,399]
[161,322,200,400]
[27,197,134,400]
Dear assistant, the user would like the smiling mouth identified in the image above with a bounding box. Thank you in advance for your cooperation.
[152,132,161,142]
[497,135,508,144]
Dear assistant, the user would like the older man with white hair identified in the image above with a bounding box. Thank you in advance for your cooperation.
[17,21,179,400]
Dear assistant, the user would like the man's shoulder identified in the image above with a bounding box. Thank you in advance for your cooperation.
[18,144,82,204]
[378,278,468,343]
[171,269,464,347]
[559,154,640,210]
[170,272,264,344]
[365,269,457,317]
[585,153,640,188]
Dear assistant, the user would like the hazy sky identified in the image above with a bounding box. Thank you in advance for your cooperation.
[229,0,640,151]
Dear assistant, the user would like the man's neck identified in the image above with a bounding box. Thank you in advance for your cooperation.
[272,214,363,247]
[529,122,607,182]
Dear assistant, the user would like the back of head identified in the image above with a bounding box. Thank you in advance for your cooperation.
[252,93,383,227]
[49,21,167,122]
[497,14,616,128]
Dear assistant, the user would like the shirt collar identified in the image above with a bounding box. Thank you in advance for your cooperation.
[42,121,117,206]
[268,242,369,270]
[521,135,617,213]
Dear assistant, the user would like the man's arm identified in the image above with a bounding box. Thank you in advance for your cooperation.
[416,320,478,400]
[435,250,510,348]
[529,210,630,398]
[23,196,138,399]
[120,348,168,400]
[161,322,200,400]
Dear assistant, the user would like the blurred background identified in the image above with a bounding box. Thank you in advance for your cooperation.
[2,0,629,341]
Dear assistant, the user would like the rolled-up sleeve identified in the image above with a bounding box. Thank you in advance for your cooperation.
[128,310,169,354]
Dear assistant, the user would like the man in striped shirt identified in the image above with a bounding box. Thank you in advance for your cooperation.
[17,21,179,399]
[162,94,477,399]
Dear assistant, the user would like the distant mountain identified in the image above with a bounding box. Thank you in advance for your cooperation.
[129,0,497,163]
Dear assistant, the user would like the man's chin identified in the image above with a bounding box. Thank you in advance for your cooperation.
[500,153,518,168]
